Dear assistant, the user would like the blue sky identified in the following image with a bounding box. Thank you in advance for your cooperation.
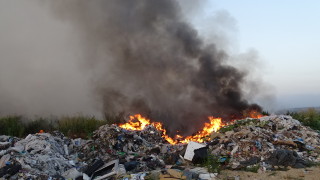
[201,1,320,109]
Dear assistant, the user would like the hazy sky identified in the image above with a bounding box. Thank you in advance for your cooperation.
[204,1,320,109]
[0,0,319,117]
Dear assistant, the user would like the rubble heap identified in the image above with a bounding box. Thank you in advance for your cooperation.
[209,115,320,170]
[0,132,87,179]
[0,115,319,179]
[77,124,186,171]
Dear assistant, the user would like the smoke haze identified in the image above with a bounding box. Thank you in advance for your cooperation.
[0,0,99,117]
[0,0,263,134]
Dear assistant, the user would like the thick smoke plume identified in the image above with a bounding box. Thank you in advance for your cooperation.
[45,0,261,135]
[1,0,262,135]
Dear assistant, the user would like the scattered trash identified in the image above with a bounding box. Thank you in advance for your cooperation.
[0,164,21,178]
[192,147,208,164]
[124,161,139,171]
[167,169,186,179]
[91,159,119,180]
[84,159,104,177]
[198,173,217,180]
[267,149,308,168]
[184,141,206,161]
[0,154,10,168]
[62,167,82,179]
[0,115,319,179]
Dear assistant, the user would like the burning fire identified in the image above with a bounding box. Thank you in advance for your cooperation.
[180,117,222,144]
[119,111,263,145]
[119,114,179,144]
[247,110,264,119]
[119,114,151,131]
[119,114,223,145]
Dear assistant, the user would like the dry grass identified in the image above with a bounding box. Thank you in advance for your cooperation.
[0,114,122,139]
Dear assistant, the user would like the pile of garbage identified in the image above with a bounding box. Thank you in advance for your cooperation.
[0,131,88,179]
[208,115,320,171]
[0,115,320,179]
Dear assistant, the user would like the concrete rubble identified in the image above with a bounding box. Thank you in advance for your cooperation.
[0,115,319,179]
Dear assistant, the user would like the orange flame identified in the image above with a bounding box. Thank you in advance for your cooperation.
[119,114,223,145]
[180,117,222,144]
[247,110,264,119]
[119,114,150,130]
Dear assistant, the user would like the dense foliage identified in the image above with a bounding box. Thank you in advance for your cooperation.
[0,115,118,138]
[287,108,320,131]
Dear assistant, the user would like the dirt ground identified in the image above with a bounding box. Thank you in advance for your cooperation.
[217,166,320,180]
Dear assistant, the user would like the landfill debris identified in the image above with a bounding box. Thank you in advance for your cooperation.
[83,159,104,177]
[90,159,119,180]
[0,132,88,179]
[0,154,10,168]
[167,169,186,179]
[198,173,217,180]
[192,147,208,164]
[266,149,308,168]
[184,141,206,161]
[62,168,82,179]
[0,115,320,179]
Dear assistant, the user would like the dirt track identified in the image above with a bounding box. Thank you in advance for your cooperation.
[218,166,320,180]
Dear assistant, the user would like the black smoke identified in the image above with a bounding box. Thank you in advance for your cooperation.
[45,0,261,135]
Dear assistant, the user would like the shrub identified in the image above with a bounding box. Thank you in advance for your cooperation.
[202,154,221,173]
[0,116,25,137]
[24,117,57,135]
[57,116,107,138]
[0,115,108,139]
[288,108,320,130]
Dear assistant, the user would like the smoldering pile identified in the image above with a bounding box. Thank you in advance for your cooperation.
[0,115,320,179]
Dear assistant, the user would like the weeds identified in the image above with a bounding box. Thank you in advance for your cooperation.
[287,108,320,130]
[24,117,57,135]
[218,125,235,133]
[244,164,260,173]
[0,116,25,137]
[57,116,107,138]
[262,111,270,116]
[0,114,120,139]
[306,161,320,167]
[202,154,221,173]
[218,118,260,133]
